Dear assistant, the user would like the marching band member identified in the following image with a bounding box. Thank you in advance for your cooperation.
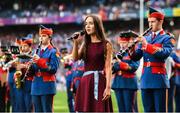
[129,7,175,112]
[166,54,176,112]
[31,26,60,112]
[111,31,140,112]
[0,48,7,111]
[71,60,84,96]
[14,34,33,112]
[61,48,75,112]
[170,37,180,112]
[5,46,17,112]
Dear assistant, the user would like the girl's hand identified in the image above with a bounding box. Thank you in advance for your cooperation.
[102,86,111,101]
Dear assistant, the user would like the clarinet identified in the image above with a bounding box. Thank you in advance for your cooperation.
[116,27,152,60]
[21,41,42,82]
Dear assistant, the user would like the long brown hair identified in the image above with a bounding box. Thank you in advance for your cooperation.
[82,14,107,61]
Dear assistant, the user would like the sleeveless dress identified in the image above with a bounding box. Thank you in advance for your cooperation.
[75,41,113,112]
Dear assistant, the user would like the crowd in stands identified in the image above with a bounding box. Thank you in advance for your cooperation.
[0,0,179,20]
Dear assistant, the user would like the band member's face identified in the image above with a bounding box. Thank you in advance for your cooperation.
[148,17,162,32]
[40,34,49,45]
[118,38,133,49]
[85,17,95,35]
[119,41,128,50]
[21,44,30,53]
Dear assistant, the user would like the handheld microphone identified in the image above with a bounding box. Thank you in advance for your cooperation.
[67,30,85,40]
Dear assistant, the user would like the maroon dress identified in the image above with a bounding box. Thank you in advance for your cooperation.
[75,41,113,112]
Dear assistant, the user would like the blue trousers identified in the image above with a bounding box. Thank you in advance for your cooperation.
[8,83,16,112]
[32,94,54,112]
[141,89,167,112]
[66,87,74,112]
[15,88,32,112]
[15,89,25,112]
[114,89,137,112]
[24,91,32,112]
[168,77,176,112]
[175,86,180,112]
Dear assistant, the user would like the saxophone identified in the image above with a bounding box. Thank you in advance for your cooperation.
[14,55,33,89]
[12,58,23,89]
[14,70,22,89]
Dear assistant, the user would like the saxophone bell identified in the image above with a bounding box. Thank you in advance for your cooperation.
[14,70,22,89]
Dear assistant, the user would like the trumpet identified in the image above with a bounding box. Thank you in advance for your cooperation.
[116,27,152,60]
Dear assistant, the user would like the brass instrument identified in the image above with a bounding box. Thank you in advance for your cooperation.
[116,27,152,60]
[14,57,31,89]
[13,54,34,89]
[14,70,22,89]
[0,55,6,67]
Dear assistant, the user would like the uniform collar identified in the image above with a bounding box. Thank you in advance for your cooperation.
[41,45,48,51]
[41,44,53,51]
[153,29,164,36]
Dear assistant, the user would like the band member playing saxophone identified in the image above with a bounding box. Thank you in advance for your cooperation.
[14,34,34,112]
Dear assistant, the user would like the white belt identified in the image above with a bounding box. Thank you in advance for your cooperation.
[83,70,103,100]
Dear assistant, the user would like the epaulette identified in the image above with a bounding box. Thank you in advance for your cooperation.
[167,32,176,46]
[166,32,175,38]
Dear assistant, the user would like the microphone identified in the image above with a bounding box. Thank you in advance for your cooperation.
[67,30,85,40]
[39,25,48,29]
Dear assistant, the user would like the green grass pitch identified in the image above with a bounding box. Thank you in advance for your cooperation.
[54,91,144,112]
